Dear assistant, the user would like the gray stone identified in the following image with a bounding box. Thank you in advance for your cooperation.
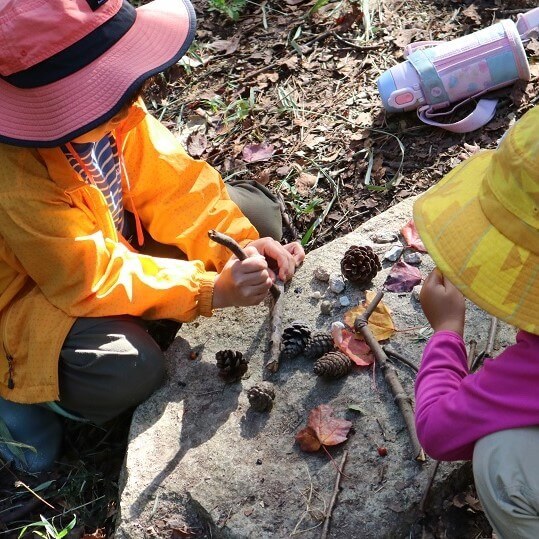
[404,251,422,265]
[328,273,345,293]
[117,197,516,539]
[313,266,330,282]
[310,290,322,300]
[384,245,404,262]
[338,295,351,307]
[320,299,333,314]
[372,231,398,243]
[412,284,423,302]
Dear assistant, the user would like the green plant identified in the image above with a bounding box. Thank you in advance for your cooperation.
[208,0,247,21]
[18,514,77,539]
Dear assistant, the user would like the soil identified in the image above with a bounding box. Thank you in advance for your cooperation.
[0,0,537,537]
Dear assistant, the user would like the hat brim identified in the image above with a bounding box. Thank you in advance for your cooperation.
[413,151,539,335]
[0,0,196,147]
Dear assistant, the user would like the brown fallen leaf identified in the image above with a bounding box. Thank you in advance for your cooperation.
[242,143,275,163]
[296,404,352,452]
[294,172,317,195]
[343,290,396,341]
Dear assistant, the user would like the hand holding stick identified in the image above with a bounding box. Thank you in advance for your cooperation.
[354,291,425,462]
[208,230,284,372]
[208,229,280,301]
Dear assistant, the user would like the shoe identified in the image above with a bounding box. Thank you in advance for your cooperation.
[0,397,63,473]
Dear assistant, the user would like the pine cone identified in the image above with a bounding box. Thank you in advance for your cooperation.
[340,245,381,285]
[314,351,352,378]
[303,332,335,360]
[247,383,275,412]
[280,321,311,361]
[215,350,249,382]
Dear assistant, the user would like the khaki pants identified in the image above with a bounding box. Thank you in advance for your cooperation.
[473,427,539,539]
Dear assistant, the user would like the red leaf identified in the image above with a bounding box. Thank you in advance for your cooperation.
[242,143,275,163]
[295,426,321,452]
[296,404,352,453]
[400,219,427,253]
[384,261,422,292]
[337,329,374,366]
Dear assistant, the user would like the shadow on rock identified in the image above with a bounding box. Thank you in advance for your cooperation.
[127,346,242,520]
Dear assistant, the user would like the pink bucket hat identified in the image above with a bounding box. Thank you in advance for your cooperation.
[0,0,196,147]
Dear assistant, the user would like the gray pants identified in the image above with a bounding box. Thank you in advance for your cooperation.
[473,427,539,539]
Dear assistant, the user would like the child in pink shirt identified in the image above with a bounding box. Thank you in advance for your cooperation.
[413,106,539,538]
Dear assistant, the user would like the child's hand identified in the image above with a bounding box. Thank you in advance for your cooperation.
[246,238,304,282]
[213,246,273,308]
[420,268,465,336]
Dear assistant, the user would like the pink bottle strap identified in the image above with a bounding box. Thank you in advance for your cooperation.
[418,99,498,133]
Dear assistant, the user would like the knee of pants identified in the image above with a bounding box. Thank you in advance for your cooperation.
[59,321,167,424]
[473,428,539,537]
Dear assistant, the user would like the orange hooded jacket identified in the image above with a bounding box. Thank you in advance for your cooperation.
[0,102,259,403]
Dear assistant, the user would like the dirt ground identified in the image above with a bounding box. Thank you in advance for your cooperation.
[0,0,537,537]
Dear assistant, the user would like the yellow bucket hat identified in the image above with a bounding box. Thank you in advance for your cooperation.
[414,106,539,335]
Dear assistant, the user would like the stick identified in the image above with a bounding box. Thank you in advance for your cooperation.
[354,291,425,462]
[470,316,498,372]
[382,346,418,373]
[266,280,284,373]
[466,339,477,370]
[208,230,280,300]
[418,460,440,515]
[320,450,348,539]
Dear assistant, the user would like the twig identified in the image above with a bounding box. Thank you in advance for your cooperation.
[470,316,498,372]
[320,450,348,539]
[332,33,387,51]
[208,230,280,300]
[266,280,284,373]
[418,460,440,515]
[466,339,477,370]
[354,291,425,462]
[382,346,418,373]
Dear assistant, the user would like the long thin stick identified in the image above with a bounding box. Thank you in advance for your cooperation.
[354,291,425,462]
[266,280,284,373]
[419,460,440,515]
[466,339,477,370]
[320,450,348,539]
[382,346,418,373]
[470,316,498,372]
[208,230,280,300]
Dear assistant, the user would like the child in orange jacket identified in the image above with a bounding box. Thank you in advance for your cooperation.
[0,0,304,472]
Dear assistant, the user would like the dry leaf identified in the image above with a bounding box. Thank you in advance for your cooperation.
[400,219,427,252]
[295,404,352,452]
[337,329,374,366]
[186,133,207,157]
[343,290,396,341]
[242,143,275,163]
[207,37,240,55]
[294,172,317,195]
[462,4,481,24]
[384,261,422,293]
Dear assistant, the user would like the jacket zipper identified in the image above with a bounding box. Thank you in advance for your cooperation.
[1,304,15,389]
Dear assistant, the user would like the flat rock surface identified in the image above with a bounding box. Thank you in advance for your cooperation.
[116,197,515,538]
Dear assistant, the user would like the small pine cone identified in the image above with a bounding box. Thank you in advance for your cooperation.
[215,350,249,382]
[314,351,352,378]
[340,245,381,285]
[280,321,312,361]
[247,383,275,412]
[303,332,335,360]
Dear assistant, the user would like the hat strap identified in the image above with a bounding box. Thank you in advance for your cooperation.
[479,179,539,255]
